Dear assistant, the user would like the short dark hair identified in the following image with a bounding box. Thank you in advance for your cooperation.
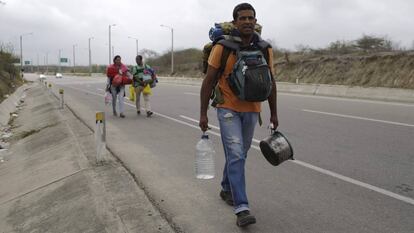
[113,55,121,63]
[233,3,256,20]
[136,55,143,60]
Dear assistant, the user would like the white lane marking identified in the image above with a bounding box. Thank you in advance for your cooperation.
[303,109,414,128]
[61,86,414,206]
[280,92,414,107]
[291,160,414,205]
[177,115,414,205]
[179,115,261,143]
[184,92,199,96]
[97,88,105,92]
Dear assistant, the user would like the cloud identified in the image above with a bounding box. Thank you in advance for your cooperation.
[1,0,413,65]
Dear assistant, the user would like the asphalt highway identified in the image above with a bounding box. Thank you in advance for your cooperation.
[32,74,414,233]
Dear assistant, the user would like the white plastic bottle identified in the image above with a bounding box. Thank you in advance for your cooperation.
[195,133,215,179]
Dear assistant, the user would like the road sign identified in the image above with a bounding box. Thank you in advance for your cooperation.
[60,58,68,63]
[24,61,31,65]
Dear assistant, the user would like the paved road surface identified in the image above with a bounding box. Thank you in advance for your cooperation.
[30,74,414,233]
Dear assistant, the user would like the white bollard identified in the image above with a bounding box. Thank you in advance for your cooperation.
[296,78,299,84]
[95,111,106,163]
[59,89,64,109]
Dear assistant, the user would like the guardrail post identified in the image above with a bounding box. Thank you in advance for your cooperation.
[48,83,52,94]
[95,111,106,164]
[59,89,64,109]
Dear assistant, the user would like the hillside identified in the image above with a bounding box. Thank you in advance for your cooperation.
[147,48,203,77]
[275,51,414,89]
[148,48,414,89]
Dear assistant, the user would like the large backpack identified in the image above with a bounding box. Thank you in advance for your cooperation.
[207,35,272,106]
[202,22,270,105]
[202,22,262,74]
[132,64,157,88]
[223,39,273,102]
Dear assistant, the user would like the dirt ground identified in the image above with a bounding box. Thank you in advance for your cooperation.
[274,51,414,89]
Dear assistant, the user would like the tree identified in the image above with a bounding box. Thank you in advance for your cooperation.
[355,34,392,52]
[328,40,356,54]
[294,44,312,53]
[140,49,159,59]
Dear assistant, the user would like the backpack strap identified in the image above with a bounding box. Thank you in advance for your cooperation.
[208,39,239,107]
[217,39,240,52]
[216,38,241,74]
[255,38,274,83]
[257,39,272,126]
[256,39,271,65]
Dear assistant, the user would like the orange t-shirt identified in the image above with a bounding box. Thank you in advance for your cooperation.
[208,44,275,112]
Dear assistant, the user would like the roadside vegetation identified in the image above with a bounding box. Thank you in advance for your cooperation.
[0,43,23,103]
[3,34,413,91]
[275,35,414,89]
[147,34,414,89]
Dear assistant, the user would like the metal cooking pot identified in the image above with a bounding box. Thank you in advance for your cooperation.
[259,130,294,166]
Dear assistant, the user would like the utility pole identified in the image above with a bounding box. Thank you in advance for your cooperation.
[128,36,139,56]
[58,49,62,73]
[72,44,77,73]
[108,24,116,65]
[88,37,94,76]
[160,24,174,74]
[37,53,39,72]
[46,52,49,74]
[19,32,33,74]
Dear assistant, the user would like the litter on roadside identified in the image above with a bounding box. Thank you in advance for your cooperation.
[1,133,13,139]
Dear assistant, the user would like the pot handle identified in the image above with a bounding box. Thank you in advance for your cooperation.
[267,123,277,135]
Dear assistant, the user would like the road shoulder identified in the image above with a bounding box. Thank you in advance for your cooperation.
[0,83,174,233]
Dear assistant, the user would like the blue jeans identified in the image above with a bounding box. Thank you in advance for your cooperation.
[217,108,258,214]
[110,85,125,114]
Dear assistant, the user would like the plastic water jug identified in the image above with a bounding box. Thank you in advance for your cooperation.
[195,133,215,179]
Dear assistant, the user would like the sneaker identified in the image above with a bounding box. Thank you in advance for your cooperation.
[146,111,153,117]
[137,110,141,115]
[113,111,117,117]
[219,190,234,206]
[236,210,256,227]
[120,113,125,118]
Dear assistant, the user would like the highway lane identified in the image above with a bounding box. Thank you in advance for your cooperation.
[151,82,414,199]
[31,74,414,232]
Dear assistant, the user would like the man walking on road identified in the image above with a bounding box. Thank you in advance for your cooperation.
[199,2,278,227]
[131,55,155,117]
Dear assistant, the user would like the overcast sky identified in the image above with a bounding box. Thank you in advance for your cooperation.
[1,0,413,66]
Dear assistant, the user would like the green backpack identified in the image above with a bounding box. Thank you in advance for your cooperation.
[132,64,155,88]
